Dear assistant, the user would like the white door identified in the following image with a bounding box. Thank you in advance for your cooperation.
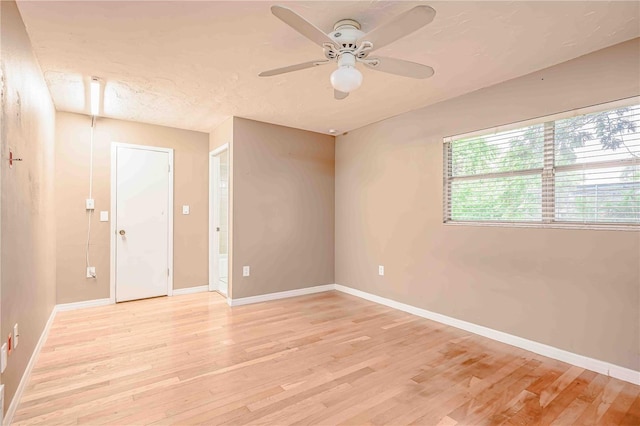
[209,146,229,295]
[114,144,173,302]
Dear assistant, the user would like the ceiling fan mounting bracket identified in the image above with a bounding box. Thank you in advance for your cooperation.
[333,19,361,32]
[322,42,339,60]
[357,57,380,67]
[324,35,371,62]
[354,41,373,59]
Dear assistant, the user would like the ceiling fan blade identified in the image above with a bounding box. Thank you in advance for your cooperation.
[363,57,434,79]
[259,60,329,77]
[271,6,337,48]
[359,5,435,52]
[334,90,349,100]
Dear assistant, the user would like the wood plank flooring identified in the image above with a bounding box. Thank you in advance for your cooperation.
[12,291,640,425]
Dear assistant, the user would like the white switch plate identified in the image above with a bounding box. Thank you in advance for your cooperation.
[243,266,250,277]
[13,324,18,349]
[378,265,384,276]
[100,211,109,222]
[87,266,96,278]
[85,198,95,210]
[1,343,7,373]
[182,205,190,215]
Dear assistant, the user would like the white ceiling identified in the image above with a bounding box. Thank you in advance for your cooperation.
[17,1,640,135]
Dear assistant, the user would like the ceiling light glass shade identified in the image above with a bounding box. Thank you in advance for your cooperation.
[330,66,363,93]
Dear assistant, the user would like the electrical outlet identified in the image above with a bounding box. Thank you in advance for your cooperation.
[13,324,18,349]
[85,198,95,210]
[1,343,7,373]
[182,205,190,215]
[378,265,384,276]
[100,211,109,222]
[243,266,250,277]
[0,384,4,425]
[87,266,96,278]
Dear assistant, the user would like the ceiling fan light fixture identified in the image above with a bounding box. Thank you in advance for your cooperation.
[330,66,363,93]
[261,5,436,98]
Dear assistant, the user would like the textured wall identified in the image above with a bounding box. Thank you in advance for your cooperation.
[210,117,232,152]
[0,0,57,413]
[336,39,640,371]
[55,112,209,303]
[232,118,335,299]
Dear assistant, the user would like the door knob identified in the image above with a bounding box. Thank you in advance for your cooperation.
[119,230,126,236]
[216,227,220,232]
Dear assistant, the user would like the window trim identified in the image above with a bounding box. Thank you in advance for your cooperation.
[443,220,640,232]
[443,96,640,231]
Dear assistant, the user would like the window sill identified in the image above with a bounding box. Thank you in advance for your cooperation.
[443,220,640,232]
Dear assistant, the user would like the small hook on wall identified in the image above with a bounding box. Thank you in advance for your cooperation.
[9,149,23,168]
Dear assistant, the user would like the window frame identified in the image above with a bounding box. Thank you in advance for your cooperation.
[443,97,640,231]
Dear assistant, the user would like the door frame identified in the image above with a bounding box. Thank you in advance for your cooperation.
[209,143,229,294]
[110,141,174,304]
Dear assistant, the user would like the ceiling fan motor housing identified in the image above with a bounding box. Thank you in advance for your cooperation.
[330,20,365,52]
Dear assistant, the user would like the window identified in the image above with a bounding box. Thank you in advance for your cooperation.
[443,98,640,228]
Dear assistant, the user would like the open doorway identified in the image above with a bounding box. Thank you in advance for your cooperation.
[209,144,229,296]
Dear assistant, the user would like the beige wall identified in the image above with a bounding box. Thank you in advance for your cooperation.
[232,118,334,298]
[210,117,233,152]
[336,38,640,371]
[55,112,209,303]
[0,0,57,413]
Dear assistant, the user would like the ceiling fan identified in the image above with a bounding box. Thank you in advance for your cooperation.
[259,5,436,100]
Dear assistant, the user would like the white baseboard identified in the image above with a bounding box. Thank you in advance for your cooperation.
[54,298,112,312]
[227,284,335,307]
[334,284,640,386]
[172,285,209,296]
[3,307,56,426]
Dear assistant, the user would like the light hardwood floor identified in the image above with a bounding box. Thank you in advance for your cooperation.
[13,291,640,425]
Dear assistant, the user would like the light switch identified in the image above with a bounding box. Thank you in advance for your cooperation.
[100,211,109,222]
[182,205,190,215]
[1,343,7,373]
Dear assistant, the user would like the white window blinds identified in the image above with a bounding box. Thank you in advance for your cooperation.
[443,99,640,228]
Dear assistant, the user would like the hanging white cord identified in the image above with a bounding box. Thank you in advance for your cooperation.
[85,117,95,275]
[89,117,94,200]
